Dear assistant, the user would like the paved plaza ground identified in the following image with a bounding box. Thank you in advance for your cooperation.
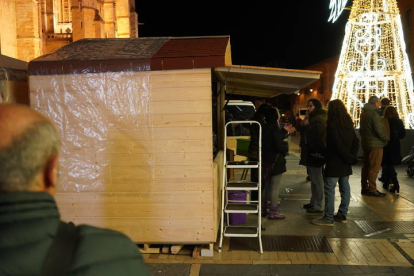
[146,135,414,275]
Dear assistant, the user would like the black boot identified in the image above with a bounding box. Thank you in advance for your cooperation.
[389,174,400,193]
[389,184,400,193]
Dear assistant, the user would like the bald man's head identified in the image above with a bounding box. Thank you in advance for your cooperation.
[0,105,60,193]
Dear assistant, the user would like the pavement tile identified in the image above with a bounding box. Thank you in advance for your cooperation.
[392,266,414,275]
[146,263,191,276]
[199,264,270,276]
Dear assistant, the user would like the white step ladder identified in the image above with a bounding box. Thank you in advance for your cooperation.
[218,121,263,254]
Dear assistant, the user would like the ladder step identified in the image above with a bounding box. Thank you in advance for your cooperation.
[224,226,258,237]
[226,161,259,169]
[225,204,258,213]
[226,182,258,190]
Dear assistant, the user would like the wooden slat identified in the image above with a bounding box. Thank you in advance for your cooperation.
[151,100,211,115]
[154,152,212,166]
[152,113,212,128]
[151,87,211,102]
[154,140,212,153]
[171,245,185,254]
[59,203,212,218]
[57,178,213,193]
[55,191,213,205]
[110,165,212,181]
[128,228,215,243]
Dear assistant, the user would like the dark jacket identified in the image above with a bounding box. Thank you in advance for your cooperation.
[382,118,406,166]
[262,123,289,176]
[0,192,149,276]
[359,103,388,150]
[324,123,360,177]
[248,117,265,160]
[299,108,327,167]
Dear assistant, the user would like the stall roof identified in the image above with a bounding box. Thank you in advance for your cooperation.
[214,65,322,98]
[28,36,231,75]
[0,55,27,71]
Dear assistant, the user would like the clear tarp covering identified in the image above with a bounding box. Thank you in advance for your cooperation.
[30,70,153,192]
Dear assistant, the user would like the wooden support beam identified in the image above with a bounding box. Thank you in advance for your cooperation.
[171,244,184,254]
[192,246,201,259]
[162,245,170,254]
[139,244,160,254]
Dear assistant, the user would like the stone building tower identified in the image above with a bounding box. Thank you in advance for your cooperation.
[0,0,139,62]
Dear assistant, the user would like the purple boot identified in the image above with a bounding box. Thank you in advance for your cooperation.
[261,202,268,217]
[268,204,285,220]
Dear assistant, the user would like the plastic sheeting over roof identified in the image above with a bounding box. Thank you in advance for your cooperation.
[28,36,231,75]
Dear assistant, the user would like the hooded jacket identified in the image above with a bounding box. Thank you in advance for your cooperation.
[0,192,149,276]
[359,103,388,150]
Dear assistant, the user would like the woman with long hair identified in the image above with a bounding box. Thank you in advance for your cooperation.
[382,106,406,193]
[312,99,359,226]
[261,107,293,219]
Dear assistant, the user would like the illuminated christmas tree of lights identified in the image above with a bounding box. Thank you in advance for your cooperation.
[330,0,414,129]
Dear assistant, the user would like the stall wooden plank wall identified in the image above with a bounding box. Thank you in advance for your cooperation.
[30,68,215,244]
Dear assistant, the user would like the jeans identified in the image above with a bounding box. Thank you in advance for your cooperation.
[324,176,351,221]
[307,166,324,211]
[262,174,283,206]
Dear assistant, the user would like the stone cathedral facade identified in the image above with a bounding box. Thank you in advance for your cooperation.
[0,0,139,62]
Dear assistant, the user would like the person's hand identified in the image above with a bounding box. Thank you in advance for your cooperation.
[302,119,309,126]
[284,124,295,133]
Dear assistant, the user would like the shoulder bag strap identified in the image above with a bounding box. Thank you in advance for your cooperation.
[40,221,79,276]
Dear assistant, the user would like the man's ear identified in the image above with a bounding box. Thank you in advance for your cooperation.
[43,155,59,195]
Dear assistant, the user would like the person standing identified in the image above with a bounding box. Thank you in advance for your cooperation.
[378,97,390,117]
[312,100,359,226]
[360,96,389,197]
[261,107,294,219]
[378,97,391,183]
[381,106,406,193]
[300,98,327,213]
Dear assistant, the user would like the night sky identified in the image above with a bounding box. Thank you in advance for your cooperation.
[135,0,350,69]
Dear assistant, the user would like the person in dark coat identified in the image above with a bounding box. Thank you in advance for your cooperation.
[299,98,327,213]
[0,105,149,276]
[312,100,359,226]
[248,103,272,201]
[381,106,406,193]
[261,107,294,219]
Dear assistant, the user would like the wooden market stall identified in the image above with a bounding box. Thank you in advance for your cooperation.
[28,37,231,244]
[28,36,321,245]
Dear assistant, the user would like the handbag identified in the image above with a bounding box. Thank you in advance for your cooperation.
[305,132,326,167]
[307,148,326,167]
[262,154,280,184]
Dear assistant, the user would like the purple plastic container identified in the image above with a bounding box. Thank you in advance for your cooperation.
[228,191,247,225]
